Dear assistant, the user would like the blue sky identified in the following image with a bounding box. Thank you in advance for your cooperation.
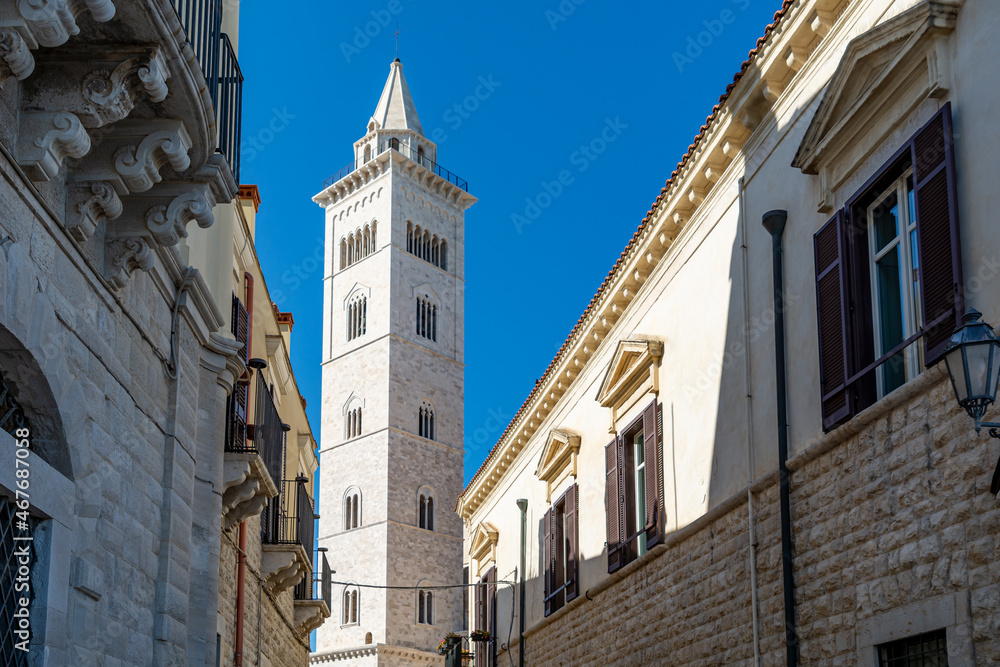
[240,0,782,484]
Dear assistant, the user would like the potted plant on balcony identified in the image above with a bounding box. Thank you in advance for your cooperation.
[438,632,463,656]
[470,629,491,643]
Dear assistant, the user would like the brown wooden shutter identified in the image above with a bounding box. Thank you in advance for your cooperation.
[542,507,552,616]
[814,210,854,431]
[912,102,963,364]
[565,483,579,602]
[642,400,661,548]
[605,437,624,573]
[474,579,484,667]
[486,567,496,639]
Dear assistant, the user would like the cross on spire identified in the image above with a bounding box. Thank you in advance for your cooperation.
[394,22,400,59]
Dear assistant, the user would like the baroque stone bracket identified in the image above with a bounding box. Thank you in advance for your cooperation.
[294,599,330,638]
[103,235,152,290]
[0,28,34,83]
[114,124,192,192]
[12,0,115,49]
[221,452,278,531]
[18,110,91,181]
[262,544,310,595]
[67,180,121,241]
[77,50,169,127]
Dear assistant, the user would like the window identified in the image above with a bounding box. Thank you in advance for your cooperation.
[415,296,437,342]
[365,632,373,644]
[340,222,377,270]
[814,104,963,431]
[418,492,434,530]
[343,586,359,625]
[868,172,921,396]
[417,145,425,166]
[345,406,362,439]
[389,137,399,151]
[344,488,361,530]
[417,589,433,625]
[405,222,448,270]
[543,484,578,616]
[347,296,367,341]
[877,629,948,666]
[605,400,661,574]
[364,145,371,163]
[462,567,469,631]
[418,402,435,440]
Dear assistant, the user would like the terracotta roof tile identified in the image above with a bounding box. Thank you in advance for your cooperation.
[458,0,796,509]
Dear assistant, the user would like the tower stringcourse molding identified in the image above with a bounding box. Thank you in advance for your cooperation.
[311,57,477,664]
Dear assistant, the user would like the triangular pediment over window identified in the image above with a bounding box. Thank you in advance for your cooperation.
[597,339,663,410]
[469,522,498,563]
[535,429,581,484]
[793,0,961,177]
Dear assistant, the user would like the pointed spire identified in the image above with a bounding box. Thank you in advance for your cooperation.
[370,58,424,136]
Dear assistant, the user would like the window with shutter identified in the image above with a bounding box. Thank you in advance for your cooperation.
[814,103,963,431]
[605,437,624,573]
[225,294,250,451]
[543,485,578,616]
[542,507,552,616]
[565,483,579,602]
[642,401,661,549]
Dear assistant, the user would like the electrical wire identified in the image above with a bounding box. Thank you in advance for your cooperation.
[329,578,518,665]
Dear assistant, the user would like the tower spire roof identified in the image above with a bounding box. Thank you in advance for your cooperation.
[370,58,424,136]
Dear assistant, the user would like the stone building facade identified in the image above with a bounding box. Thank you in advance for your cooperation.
[0,1,327,665]
[458,0,1000,665]
[311,60,477,666]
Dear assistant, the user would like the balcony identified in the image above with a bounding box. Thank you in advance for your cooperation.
[293,550,332,637]
[221,296,279,529]
[261,477,315,594]
[323,139,469,191]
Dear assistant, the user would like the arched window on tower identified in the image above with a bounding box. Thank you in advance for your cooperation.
[345,406,363,439]
[418,487,434,531]
[415,295,437,343]
[364,144,371,163]
[343,585,360,624]
[439,240,447,271]
[340,238,347,270]
[407,221,413,253]
[344,487,361,530]
[416,585,433,625]
[389,137,400,151]
[347,295,367,341]
[417,145,425,166]
[418,401,435,440]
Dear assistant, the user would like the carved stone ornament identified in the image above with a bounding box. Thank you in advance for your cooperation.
[113,126,192,192]
[19,110,91,181]
[16,0,115,48]
[0,28,34,83]
[144,188,213,246]
[103,236,153,290]
[78,51,169,127]
[67,181,121,241]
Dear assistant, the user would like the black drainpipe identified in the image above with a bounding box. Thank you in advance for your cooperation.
[762,209,797,667]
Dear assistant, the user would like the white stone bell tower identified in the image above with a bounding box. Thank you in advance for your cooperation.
[313,58,476,665]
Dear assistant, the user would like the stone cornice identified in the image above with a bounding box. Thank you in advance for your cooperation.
[456,0,851,519]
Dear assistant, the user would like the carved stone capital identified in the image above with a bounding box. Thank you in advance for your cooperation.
[144,187,213,246]
[67,181,121,241]
[0,28,34,82]
[18,110,91,181]
[103,235,153,290]
[114,124,192,192]
[262,545,310,594]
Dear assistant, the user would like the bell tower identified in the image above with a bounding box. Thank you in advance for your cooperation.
[313,59,477,665]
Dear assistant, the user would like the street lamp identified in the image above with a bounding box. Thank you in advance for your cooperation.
[943,308,1000,492]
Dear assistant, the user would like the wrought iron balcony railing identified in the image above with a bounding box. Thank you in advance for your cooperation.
[224,293,249,451]
[323,139,469,191]
[262,477,315,549]
[294,550,332,603]
[170,0,243,182]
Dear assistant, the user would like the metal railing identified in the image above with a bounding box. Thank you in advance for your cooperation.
[171,0,222,98]
[294,550,332,603]
[223,294,249,452]
[217,33,243,183]
[170,0,242,182]
[323,139,469,191]
[262,477,315,548]
[248,368,285,486]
